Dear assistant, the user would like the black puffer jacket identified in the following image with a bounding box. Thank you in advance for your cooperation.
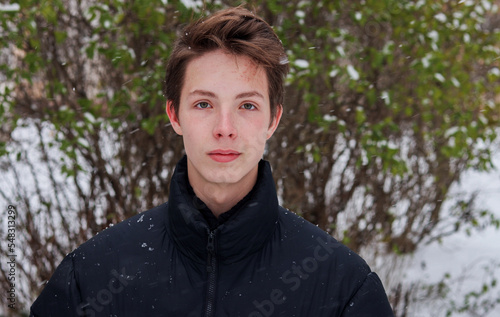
[31,157,394,317]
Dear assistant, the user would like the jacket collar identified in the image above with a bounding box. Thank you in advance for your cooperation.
[166,156,279,264]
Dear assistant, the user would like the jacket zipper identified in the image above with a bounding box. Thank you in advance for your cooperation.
[204,230,217,317]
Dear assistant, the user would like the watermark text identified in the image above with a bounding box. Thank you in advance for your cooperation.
[5,205,17,310]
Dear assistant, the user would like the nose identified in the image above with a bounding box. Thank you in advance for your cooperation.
[213,109,237,139]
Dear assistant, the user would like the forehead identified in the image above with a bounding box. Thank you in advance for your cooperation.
[181,50,269,100]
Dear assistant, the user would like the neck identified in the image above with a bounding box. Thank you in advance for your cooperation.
[188,167,258,218]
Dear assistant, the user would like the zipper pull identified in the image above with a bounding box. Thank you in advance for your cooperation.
[206,231,216,273]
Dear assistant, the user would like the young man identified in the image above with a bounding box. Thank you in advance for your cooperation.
[31,7,394,317]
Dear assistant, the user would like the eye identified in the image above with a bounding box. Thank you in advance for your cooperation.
[195,102,211,109]
[241,103,256,110]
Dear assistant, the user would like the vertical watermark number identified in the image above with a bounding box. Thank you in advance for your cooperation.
[6,205,17,310]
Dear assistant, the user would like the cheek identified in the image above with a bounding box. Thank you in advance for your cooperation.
[252,127,272,148]
[263,130,271,140]
[180,127,202,149]
[257,121,273,140]
[183,130,201,145]
[179,115,205,137]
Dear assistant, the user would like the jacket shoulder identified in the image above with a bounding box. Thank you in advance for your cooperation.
[67,202,171,290]
[30,203,172,316]
[341,272,395,316]
[76,202,169,254]
[277,207,371,271]
[275,208,393,315]
[276,207,373,297]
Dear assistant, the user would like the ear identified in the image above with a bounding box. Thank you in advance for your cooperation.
[266,104,283,139]
[166,100,183,136]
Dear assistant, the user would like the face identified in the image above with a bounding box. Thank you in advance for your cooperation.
[166,50,282,192]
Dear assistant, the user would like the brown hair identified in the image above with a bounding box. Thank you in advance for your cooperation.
[164,6,289,120]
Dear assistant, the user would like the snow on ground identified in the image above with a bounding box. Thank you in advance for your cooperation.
[405,146,500,316]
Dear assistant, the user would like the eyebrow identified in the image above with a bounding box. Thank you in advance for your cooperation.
[189,90,217,98]
[188,90,265,100]
[235,91,265,100]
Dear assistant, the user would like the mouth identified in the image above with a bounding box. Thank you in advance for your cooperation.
[208,150,241,163]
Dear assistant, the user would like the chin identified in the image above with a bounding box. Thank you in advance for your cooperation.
[205,171,246,185]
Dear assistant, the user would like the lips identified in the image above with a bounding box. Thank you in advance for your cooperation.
[208,150,241,163]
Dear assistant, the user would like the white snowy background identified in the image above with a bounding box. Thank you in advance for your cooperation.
[405,145,500,316]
